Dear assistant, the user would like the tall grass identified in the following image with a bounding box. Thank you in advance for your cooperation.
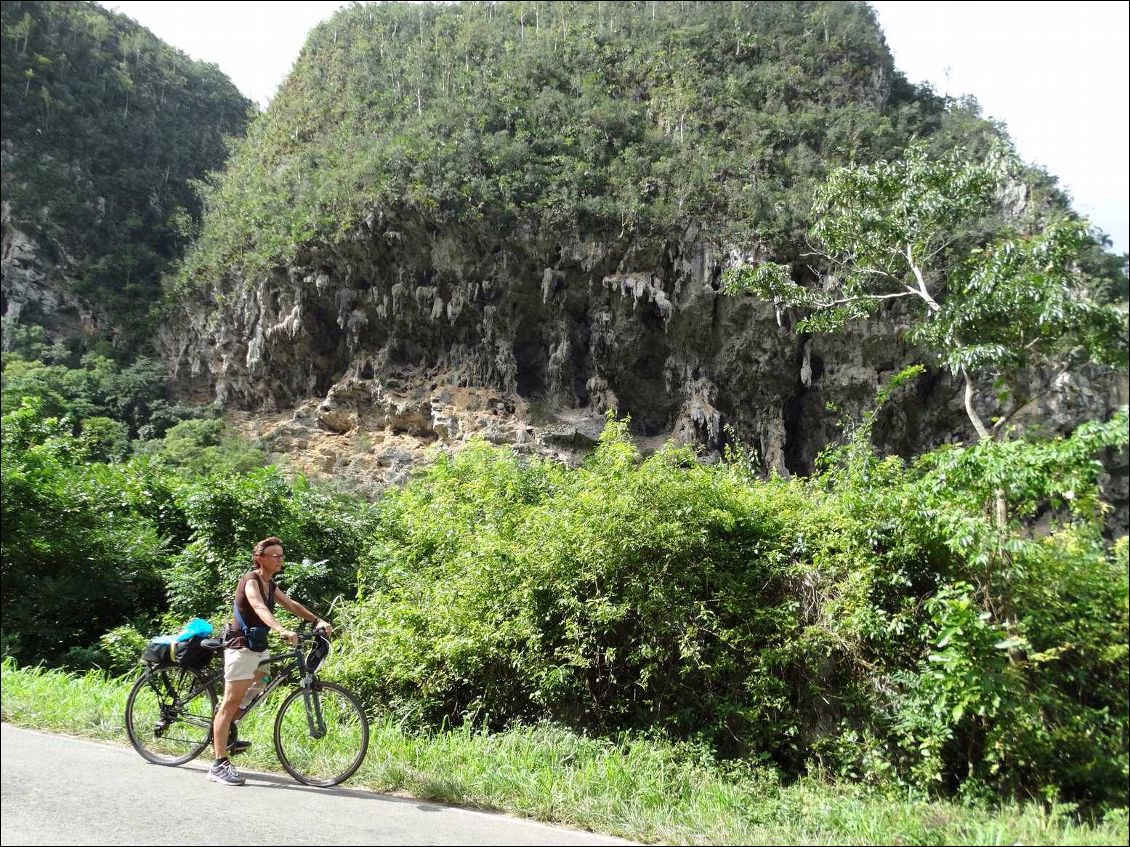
[2,658,1126,845]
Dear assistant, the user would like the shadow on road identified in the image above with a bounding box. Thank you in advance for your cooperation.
[173,759,505,818]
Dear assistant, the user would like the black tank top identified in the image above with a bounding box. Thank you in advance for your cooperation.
[232,570,276,631]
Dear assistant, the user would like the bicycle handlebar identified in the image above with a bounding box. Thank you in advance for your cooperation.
[297,623,332,640]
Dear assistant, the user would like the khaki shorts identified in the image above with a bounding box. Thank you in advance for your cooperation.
[224,647,269,682]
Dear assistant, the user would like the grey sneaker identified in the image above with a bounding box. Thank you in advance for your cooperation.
[207,760,245,786]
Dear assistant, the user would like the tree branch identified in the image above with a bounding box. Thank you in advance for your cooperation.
[813,290,919,309]
[906,245,941,312]
[963,370,992,441]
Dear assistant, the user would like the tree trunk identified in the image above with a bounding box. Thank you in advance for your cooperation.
[963,370,1008,527]
[963,371,991,441]
[964,367,1010,628]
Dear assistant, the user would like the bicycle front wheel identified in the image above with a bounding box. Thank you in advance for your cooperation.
[273,681,369,786]
[125,665,216,765]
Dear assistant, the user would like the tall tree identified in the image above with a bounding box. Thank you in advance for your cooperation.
[725,140,1127,447]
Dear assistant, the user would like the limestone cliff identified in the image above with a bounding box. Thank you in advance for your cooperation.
[1,200,96,347]
[161,209,1127,531]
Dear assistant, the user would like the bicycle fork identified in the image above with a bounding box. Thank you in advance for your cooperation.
[300,677,327,739]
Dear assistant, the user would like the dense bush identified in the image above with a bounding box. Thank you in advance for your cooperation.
[165,466,378,622]
[0,396,377,667]
[333,414,1128,808]
[0,349,204,439]
[2,380,1125,808]
[132,417,266,475]
[340,423,901,754]
[0,400,169,665]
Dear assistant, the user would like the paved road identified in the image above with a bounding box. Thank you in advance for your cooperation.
[1,724,634,846]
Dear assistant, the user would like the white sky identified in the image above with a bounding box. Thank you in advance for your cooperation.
[104,1,1129,255]
[871,1,1129,256]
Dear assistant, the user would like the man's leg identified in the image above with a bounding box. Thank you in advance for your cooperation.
[228,667,267,754]
[213,677,254,761]
[235,667,268,721]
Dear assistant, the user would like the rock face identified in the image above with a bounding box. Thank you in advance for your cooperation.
[1,201,96,347]
[162,210,1127,525]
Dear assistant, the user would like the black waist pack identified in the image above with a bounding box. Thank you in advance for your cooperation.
[245,625,269,653]
[220,622,268,652]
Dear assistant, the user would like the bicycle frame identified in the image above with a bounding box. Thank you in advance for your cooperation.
[242,644,328,739]
[145,634,324,735]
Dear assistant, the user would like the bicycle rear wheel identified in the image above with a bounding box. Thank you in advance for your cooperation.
[125,665,217,765]
[273,681,369,786]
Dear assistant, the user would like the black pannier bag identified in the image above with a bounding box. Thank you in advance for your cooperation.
[141,639,174,666]
[173,635,214,670]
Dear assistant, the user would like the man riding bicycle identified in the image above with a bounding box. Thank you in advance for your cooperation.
[210,536,332,786]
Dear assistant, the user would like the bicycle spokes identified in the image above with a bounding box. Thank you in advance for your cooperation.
[273,682,369,786]
[126,666,217,766]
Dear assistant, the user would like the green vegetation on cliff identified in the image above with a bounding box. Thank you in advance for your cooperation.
[179,0,1053,290]
[1,0,252,346]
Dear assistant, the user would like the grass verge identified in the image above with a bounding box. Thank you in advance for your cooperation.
[2,658,1126,845]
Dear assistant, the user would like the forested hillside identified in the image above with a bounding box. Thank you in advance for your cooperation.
[1,0,252,349]
[178,0,1016,286]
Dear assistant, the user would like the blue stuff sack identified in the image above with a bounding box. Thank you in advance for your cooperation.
[177,617,214,641]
